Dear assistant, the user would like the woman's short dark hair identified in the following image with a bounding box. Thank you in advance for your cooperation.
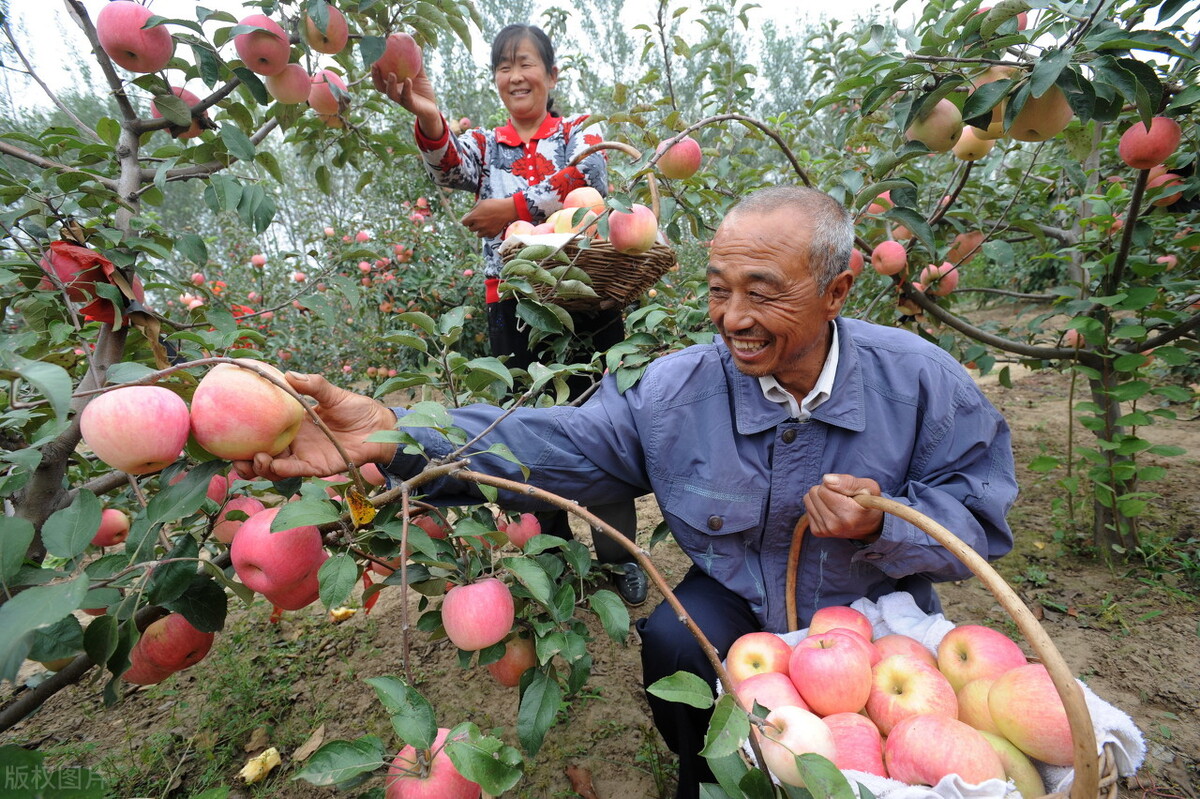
[491,24,558,115]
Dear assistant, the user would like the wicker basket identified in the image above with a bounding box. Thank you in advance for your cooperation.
[784,496,1119,799]
[500,141,677,310]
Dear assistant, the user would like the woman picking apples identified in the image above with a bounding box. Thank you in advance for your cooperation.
[372,24,646,605]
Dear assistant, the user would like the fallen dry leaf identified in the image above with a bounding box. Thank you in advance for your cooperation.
[566,763,600,799]
[244,726,271,752]
[239,746,281,784]
[293,724,326,762]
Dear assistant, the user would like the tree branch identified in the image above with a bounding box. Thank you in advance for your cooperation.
[0,17,101,143]
[0,140,118,192]
[135,118,280,188]
[63,0,138,123]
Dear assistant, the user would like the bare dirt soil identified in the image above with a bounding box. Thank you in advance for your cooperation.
[4,367,1199,799]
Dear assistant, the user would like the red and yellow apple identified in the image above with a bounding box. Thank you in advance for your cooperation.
[212,496,266,545]
[936,624,1027,693]
[865,654,958,735]
[190,359,305,460]
[789,630,873,716]
[952,126,995,161]
[823,712,887,777]
[734,671,809,715]
[656,136,702,179]
[759,705,838,788]
[807,605,873,641]
[956,676,1001,735]
[608,204,658,255]
[123,613,214,684]
[304,7,349,55]
[725,631,792,689]
[376,33,423,83]
[499,512,541,550]
[988,663,1074,766]
[266,64,313,104]
[92,508,131,547]
[979,730,1046,798]
[385,728,480,799]
[441,578,514,651]
[871,240,908,276]
[1009,85,1074,142]
[872,634,936,669]
[884,713,1005,786]
[231,507,328,610]
[80,386,190,475]
[233,14,291,76]
[96,0,173,73]
[1118,116,1181,170]
[308,69,348,117]
[904,98,964,153]
[487,635,537,687]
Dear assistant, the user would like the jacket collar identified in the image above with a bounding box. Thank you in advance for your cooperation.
[723,317,867,436]
[495,114,561,146]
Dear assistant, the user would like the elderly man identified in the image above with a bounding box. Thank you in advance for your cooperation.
[236,186,1017,798]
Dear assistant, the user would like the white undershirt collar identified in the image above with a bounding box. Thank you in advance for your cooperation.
[758,321,839,420]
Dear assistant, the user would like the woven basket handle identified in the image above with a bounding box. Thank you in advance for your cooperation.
[568,140,661,218]
[786,495,1100,799]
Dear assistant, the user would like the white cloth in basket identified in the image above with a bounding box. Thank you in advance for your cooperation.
[722,591,1146,798]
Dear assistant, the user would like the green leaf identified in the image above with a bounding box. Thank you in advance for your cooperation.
[795,753,857,798]
[444,723,524,795]
[145,459,225,526]
[0,516,34,582]
[272,495,341,529]
[1029,49,1071,99]
[366,676,437,749]
[220,123,256,162]
[83,613,119,667]
[0,576,89,682]
[42,489,102,559]
[176,233,208,266]
[162,574,228,633]
[588,589,630,642]
[461,357,513,389]
[293,737,387,786]
[28,614,84,662]
[231,67,268,104]
[146,533,199,605]
[699,693,750,758]
[0,352,71,434]
[500,557,552,607]
[883,207,934,256]
[516,668,561,755]
[648,670,715,709]
[359,35,386,68]
[153,92,192,127]
[318,554,358,609]
[1028,455,1061,473]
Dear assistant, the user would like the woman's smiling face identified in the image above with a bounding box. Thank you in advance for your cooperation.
[493,36,557,126]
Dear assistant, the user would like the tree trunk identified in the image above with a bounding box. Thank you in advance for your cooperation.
[1086,366,1140,560]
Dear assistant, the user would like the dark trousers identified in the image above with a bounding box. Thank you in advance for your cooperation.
[487,298,638,562]
[636,567,761,799]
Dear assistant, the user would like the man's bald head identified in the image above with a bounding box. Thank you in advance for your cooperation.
[720,187,855,293]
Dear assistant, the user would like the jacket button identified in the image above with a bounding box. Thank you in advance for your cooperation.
[707,516,723,531]
[782,429,797,443]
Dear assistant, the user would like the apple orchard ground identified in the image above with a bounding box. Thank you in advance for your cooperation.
[3,367,1199,798]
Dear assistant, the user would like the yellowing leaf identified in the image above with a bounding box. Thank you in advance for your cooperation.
[1033,541,1046,550]
[239,747,281,784]
[347,486,377,528]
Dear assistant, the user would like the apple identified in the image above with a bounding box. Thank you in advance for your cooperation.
[904,98,963,153]
[96,1,173,73]
[361,462,386,487]
[304,6,349,54]
[151,87,204,139]
[822,712,887,777]
[441,578,514,651]
[1118,116,1181,170]
[735,671,809,715]
[563,186,605,214]
[266,64,313,104]
[807,605,873,642]
[967,66,1018,139]
[608,204,658,255]
[190,359,306,460]
[1148,172,1184,207]
[871,240,907,276]
[91,508,131,547]
[725,631,792,689]
[531,222,555,234]
[309,69,348,118]
[121,653,172,685]
[952,125,995,161]
[872,634,936,669]
[503,220,536,240]
[936,624,1027,693]
[212,496,266,545]
[758,705,838,788]
[234,15,291,77]
[136,612,215,672]
[250,253,268,267]
[385,728,480,799]
[1009,85,1074,142]
[975,6,1029,30]
[867,191,892,215]
[948,231,986,265]
[829,627,880,666]
[549,207,598,235]
[865,654,957,735]
[847,248,864,277]
[413,514,450,540]
[499,512,541,550]
[487,635,537,687]
[979,731,1046,799]
[988,663,1074,766]
[918,262,959,297]
[656,136,702,179]
[80,386,190,475]
[956,677,1001,735]
[884,713,1005,787]
[231,507,328,610]
[893,225,914,241]
[789,630,873,716]
[376,33,424,83]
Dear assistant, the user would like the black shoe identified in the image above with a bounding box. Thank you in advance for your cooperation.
[612,562,648,606]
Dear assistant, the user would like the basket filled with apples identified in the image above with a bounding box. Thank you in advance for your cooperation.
[498,141,676,310]
[715,495,1139,799]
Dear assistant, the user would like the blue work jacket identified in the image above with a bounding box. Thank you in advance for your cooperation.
[384,317,1017,633]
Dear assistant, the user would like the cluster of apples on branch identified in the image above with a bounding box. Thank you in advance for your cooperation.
[724,605,1072,795]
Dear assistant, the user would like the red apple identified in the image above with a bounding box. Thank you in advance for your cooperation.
[499,512,540,550]
[376,33,424,83]
[979,730,1046,798]
[361,462,386,487]
[725,631,792,689]
[304,6,349,55]
[905,98,964,152]
[956,677,1001,735]
[233,15,291,77]
[1148,172,1184,207]
[212,496,266,544]
[918,262,960,297]
[865,654,958,735]
[823,712,887,777]
[735,671,809,715]
[807,605,873,641]
[1009,85,1074,142]
[867,191,892,215]
[441,578,514,651]
[758,705,837,788]
[789,630,873,716]
[872,634,936,669]
[948,231,985,265]
[413,514,450,540]
[884,713,1005,787]
[531,222,555,234]
[91,508,130,547]
[487,636,537,687]
[308,69,347,117]
[80,386,190,475]
[1118,117,1181,170]
[121,653,172,685]
[608,204,658,254]
[151,86,204,139]
[385,728,480,799]
[871,240,907,276]
[266,64,313,104]
[123,613,214,684]
[503,220,536,240]
[936,624,1027,693]
[656,136,702,179]
[231,507,328,610]
[563,186,605,214]
[988,663,1074,766]
[190,359,306,460]
[96,1,173,73]
[847,248,864,277]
